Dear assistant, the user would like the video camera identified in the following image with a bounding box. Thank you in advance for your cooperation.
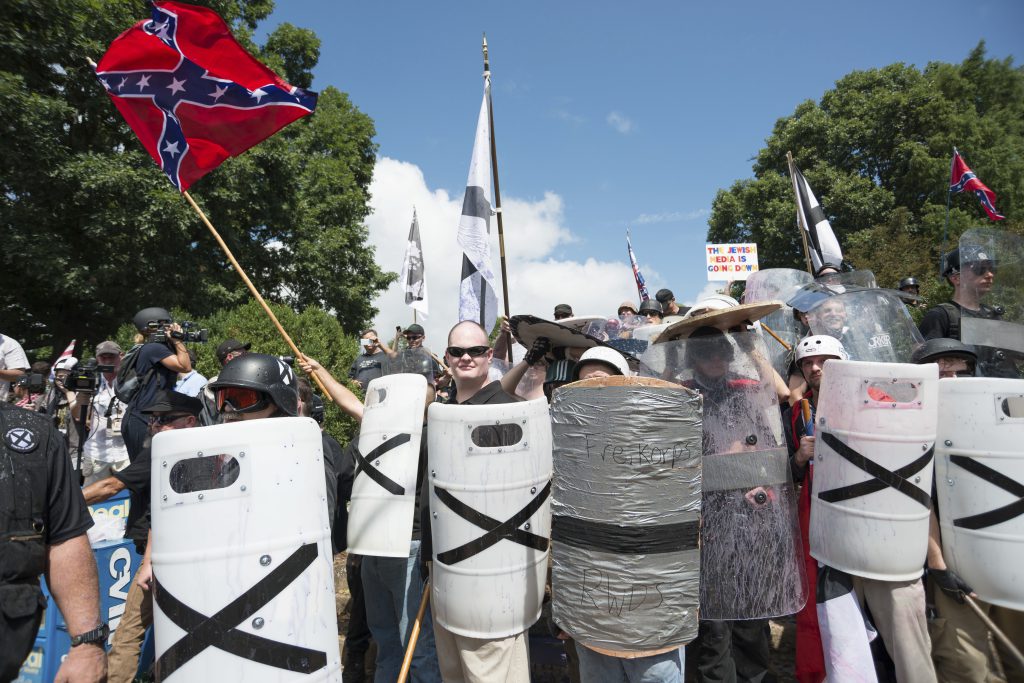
[147,320,209,344]
[17,373,46,394]
[63,359,116,394]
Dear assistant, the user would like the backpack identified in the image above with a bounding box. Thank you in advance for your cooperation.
[114,343,156,404]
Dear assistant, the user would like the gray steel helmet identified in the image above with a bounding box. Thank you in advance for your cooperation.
[898,277,919,290]
[133,307,172,331]
[638,299,664,316]
[911,338,977,367]
[209,353,298,416]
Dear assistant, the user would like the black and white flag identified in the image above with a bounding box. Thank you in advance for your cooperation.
[456,79,499,333]
[400,208,428,317]
[790,162,844,272]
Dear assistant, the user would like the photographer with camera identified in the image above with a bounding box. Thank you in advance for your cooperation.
[43,356,79,433]
[65,341,131,486]
[120,307,192,461]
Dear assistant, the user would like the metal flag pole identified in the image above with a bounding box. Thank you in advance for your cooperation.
[787,151,815,275]
[181,191,331,399]
[941,147,955,276]
[483,34,514,362]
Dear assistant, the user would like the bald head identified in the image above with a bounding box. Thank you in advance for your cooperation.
[447,320,489,346]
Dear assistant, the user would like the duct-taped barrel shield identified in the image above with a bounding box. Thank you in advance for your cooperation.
[935,378,1024,610]
[640,330,806,620]
[347,373,427,557]
[151,418,340,682]
[810,361,938,581]
[803,289,922,364]
[427,398,553,638]
[958,229,1024,378]
[550,376,702,653]
[744,268,812,376]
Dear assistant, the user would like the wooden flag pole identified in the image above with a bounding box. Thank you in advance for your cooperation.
[963,594,1024,670]
[182,191,331,399]
[759,321,792,351]
[397,579,432,683]
[483,35,514,362]
[787,151,815,275]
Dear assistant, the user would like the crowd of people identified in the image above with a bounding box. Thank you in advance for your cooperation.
[1,241,1021,683]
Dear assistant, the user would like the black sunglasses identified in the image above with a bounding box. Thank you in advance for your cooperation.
[446,345,490,358]
[148,412,193,426]
[968,262,996,276]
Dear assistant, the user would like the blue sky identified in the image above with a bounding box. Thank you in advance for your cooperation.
[265,1,1022,341]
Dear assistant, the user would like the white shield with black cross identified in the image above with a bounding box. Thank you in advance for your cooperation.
[427,398,552,638]
[347,373,427,557]
[811,360,939,581]
[936,377,1024,610]
[150,417,340,681]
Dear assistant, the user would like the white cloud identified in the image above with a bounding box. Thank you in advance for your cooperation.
[606,111,634,134]
[633,208,709,225]
[365,157,660,346]
[684,280,730,307]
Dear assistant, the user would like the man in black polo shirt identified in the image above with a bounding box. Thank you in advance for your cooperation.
[81,390,201,683]
[348,330,392,392]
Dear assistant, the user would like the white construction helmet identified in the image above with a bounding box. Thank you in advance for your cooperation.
[795,335,849,363]
[573,346,630,379]
[683,294,739,319]
[53,356,79,372]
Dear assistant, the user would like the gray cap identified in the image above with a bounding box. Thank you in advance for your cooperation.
[95,340,123,356]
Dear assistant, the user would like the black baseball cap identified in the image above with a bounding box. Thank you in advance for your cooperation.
[216,338,251,364]
[655,288,674,304]
[140,390,203,415]
[405,324,425,336]
[553,304,573,316]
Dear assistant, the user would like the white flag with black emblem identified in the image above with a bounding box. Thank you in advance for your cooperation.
[790,162,844,273]
[400,209,428,317]
[456,79,499,334]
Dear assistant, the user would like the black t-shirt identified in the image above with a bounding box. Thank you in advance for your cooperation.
[112,445,152,553]
[349,351,387,391]
[127,342,178,416]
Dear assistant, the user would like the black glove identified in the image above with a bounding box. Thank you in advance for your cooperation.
[525,337,551,366]
[930,568,973,604]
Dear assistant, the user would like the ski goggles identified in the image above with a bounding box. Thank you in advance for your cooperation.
[216,386,271,413]
[445,345,490,359]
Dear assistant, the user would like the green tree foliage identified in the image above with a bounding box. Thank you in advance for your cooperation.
[708,43,1024,293]
[113,300,362,444]
[0,0,394,355]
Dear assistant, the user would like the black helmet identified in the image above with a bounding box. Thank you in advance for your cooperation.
[942,246,996,278]
[638,299,664,316]
[898,277,919,290]
[209,353,298,416]
[911,338,977,367]
[133,307,172,331]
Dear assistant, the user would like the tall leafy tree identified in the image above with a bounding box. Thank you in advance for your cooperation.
[0,0,394,353]
[707,43,1024,291]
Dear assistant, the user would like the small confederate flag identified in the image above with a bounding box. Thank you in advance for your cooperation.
[950,149,1004,221]
[95,1,317,191]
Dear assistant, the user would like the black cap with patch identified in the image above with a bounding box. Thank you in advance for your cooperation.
[216,338,251,364]
[141,390,203,415]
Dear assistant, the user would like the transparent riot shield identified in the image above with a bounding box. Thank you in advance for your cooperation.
[803,289,923,363]
[745,269,813,376]
[551,377,702,652]
[814,269,877,289]
[582,318,649,362]
[639,330,807,620]
[957,229,1024,378]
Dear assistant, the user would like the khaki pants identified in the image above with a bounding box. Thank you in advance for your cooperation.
[854,576,937,683]
[107,576,153,683]
[432,621,529,683]
[930,582,1024,683]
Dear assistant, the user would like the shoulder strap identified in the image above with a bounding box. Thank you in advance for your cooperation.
[938,303,961,340]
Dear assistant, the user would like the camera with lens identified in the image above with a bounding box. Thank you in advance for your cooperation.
[147,320,209,344]
[62,359,115,394]
[17,373,47,394]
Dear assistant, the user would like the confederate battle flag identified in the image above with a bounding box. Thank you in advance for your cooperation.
[950,148,1005,221]
[95,1,317,191]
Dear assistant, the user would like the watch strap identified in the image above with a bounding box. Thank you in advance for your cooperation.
[70,623,109,647]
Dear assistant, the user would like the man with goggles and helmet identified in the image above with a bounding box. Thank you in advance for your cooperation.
[209,353,339,524]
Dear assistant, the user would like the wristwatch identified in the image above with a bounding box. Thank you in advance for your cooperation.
[70,623,109,647]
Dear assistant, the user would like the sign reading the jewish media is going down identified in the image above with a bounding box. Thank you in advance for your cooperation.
[705,243,759,280]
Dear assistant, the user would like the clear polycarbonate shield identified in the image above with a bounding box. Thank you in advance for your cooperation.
[803,289,923,363]
[958,229,1024,377]
[550,377,702,652]
[382,347,437,382]
[640,330,806,619]
[814,269,877,289]
[744,269,813,376]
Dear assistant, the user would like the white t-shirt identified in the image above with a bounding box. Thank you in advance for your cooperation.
[0,334,29,402]
[82,375,129,464]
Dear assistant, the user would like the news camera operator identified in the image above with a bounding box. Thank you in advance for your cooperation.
[121,308,192,460]
[66,341,130,485]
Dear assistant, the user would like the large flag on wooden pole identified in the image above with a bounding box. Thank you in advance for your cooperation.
[626,229,650,301]
[400,208,428,317]
[456,63,499,333]
[787,153,843,274]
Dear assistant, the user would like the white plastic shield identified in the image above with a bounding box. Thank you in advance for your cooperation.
[811,361,938,581]
[151,418,340,682]
[347,374,427,557]
[427,398,553,638]
[935,378,1024,610]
